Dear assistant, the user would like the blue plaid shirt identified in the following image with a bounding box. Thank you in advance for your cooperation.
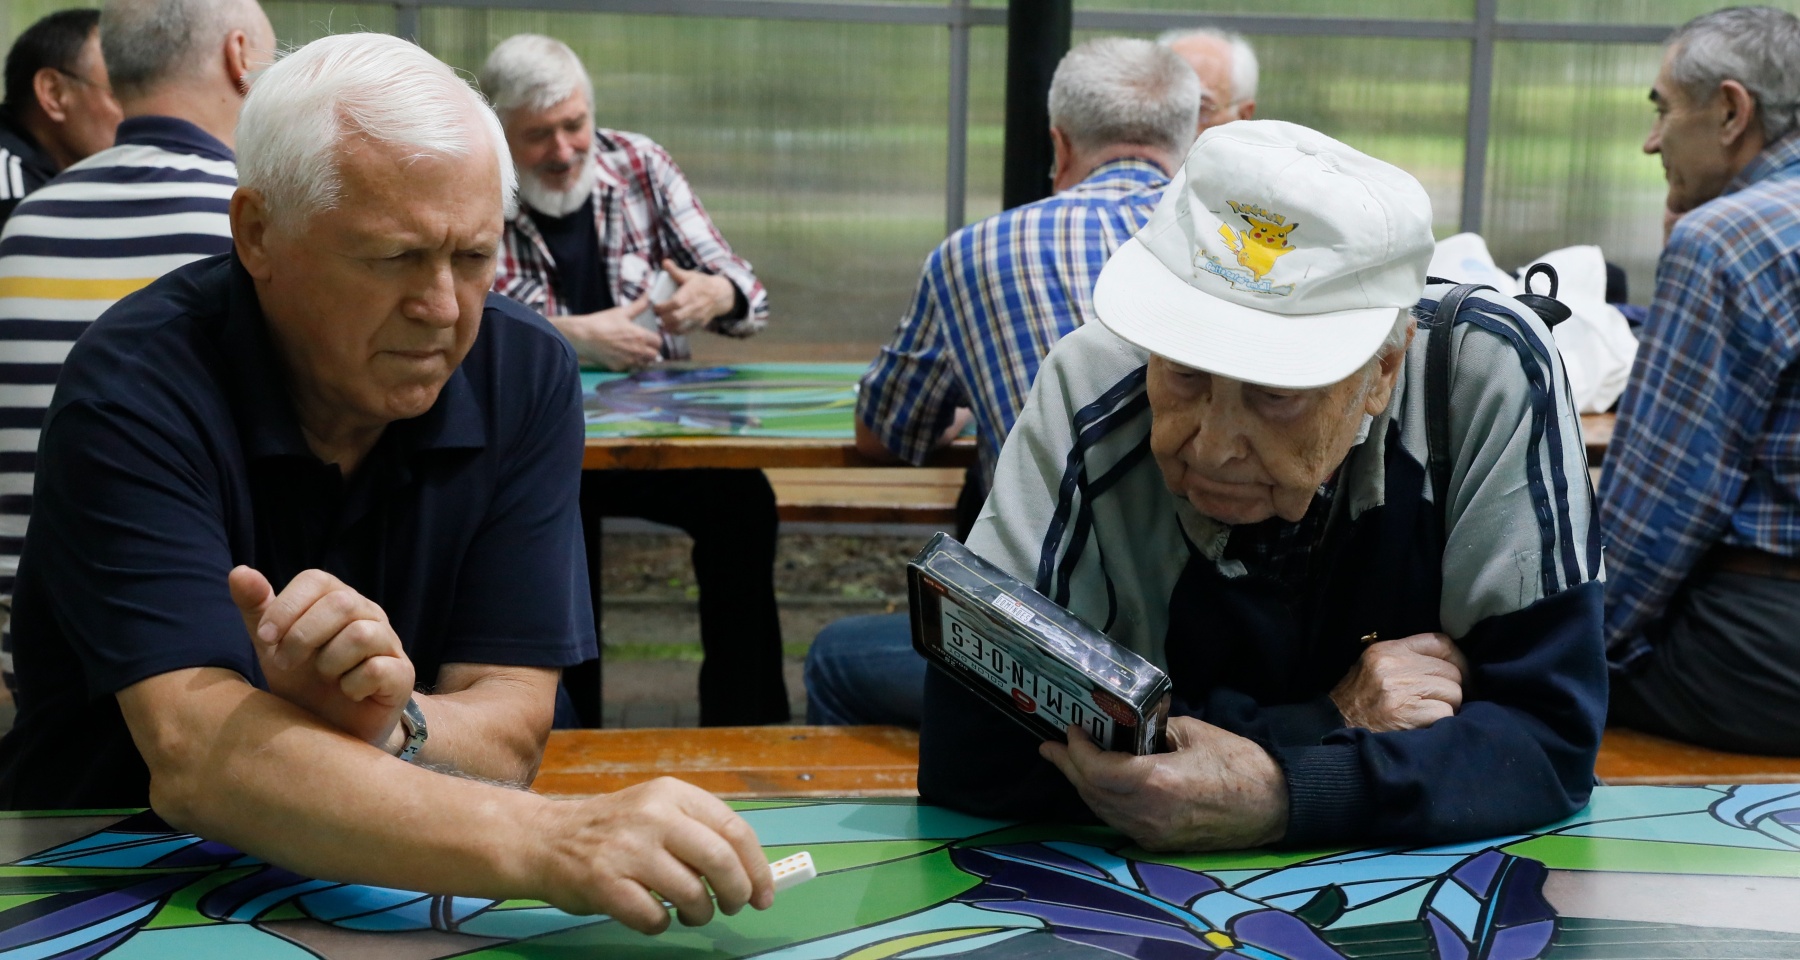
[1599,132,1800,667]
[857,159,1167,478]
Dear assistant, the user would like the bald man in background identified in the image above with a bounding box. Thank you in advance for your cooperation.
[1159,27,1259,134]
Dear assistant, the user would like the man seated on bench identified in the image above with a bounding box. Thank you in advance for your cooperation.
[1601,7,1800,756]
[0,34,772,932]
[807,37,1200,728]
[920,121,1607,848]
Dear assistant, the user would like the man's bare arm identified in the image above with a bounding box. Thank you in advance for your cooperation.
[120,667,774,933]
[408,663,559,785]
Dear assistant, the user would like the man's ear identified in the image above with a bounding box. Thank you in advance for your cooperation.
[231,188,275,280]
[222,28,255,94]
[1049,126,1073,187]
[1237,99,1257,122]
[1718,79,1761,148]
[1362,322,1414,416]
[31,67,70,123]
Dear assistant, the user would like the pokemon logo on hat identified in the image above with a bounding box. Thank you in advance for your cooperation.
[1094,120,1435,389]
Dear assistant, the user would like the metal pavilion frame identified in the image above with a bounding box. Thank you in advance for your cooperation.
[388,0,1673,237]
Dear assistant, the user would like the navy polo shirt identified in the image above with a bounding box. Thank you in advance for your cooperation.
[0,254,597,809]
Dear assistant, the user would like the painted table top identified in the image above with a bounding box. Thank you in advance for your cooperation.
[581,364,866,440]
[3,785,1800,959]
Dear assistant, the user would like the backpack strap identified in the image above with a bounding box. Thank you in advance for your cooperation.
[1424,283,1493,533]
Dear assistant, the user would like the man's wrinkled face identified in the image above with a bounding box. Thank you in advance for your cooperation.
[252,135,503,431]
[502,92,595,194]
[1146,344,1404,526]
[1645,48,1736,214]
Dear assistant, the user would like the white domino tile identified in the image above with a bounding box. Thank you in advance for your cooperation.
[769,851,816,892]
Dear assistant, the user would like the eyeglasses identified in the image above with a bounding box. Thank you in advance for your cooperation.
[55,68,113,98]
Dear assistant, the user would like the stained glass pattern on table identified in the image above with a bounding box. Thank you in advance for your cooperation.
[3,787,1800,958]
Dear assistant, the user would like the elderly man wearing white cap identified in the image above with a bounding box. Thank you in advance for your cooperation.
[918,120,1606,850]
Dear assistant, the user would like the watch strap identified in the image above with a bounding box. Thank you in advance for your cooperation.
[397,696,428,763]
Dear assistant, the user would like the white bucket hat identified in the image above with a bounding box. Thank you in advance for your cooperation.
[1093,120,1435,389]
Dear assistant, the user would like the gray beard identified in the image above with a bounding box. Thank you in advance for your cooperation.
[518,152,599,218]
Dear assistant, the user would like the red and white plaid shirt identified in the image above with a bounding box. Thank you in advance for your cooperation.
[494,128,768,359]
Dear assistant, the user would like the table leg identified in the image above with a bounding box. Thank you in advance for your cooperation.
[567,480,605,728]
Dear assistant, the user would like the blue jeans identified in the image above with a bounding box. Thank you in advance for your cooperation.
[803,612,926,728]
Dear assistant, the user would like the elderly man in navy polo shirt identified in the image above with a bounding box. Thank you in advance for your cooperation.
[0,34,774,934]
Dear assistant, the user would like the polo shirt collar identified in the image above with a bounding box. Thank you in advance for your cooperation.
[1728,131,1800,195]
[219,256,487,463]
[114,115,234,163]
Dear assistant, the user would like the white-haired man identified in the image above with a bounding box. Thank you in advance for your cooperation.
[920,121,1606,849]
[0,0,274,695]
[1603,7,1800,755]
[481,34,786,727]
[806,37,1198,730]
[0,34,775,933]
[1159,27,1259,133]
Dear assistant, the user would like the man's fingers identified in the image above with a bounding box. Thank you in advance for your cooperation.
[257,570,350,648]
[1389,633,1471,681]
[671,785,771,912]
[228,566,275,643]
[1412,676,1464,711]
[337,654,414,706]
[1059,725,1153,795]
[661,258,695,282]
[596,876,674,934]
[278,587,378,667]
[637,850,714,928]
[312,618,400,681]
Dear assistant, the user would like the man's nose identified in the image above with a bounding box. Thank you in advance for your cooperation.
[1643,125,1662,155]
[405,262,460,327]
[1189,405,1251,466]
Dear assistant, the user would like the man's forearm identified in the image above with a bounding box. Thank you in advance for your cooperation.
[403,665,557,786]
[127,668,551,900]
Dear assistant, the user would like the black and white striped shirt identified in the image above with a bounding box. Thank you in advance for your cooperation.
[0,116,235,596]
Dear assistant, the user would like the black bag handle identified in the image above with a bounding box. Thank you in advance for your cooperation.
[1423,283,1492,533]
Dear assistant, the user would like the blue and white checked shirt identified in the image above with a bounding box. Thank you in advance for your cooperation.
[1599,132,1800,667]
[857,159,1167,479]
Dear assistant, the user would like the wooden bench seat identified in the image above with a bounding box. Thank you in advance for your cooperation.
[765,467,963,527]
[533,725,921,799]
[537,723,1800,802]
[1596,727,1800,785]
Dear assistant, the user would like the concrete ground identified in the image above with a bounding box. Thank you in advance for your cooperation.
[597,525,923,728]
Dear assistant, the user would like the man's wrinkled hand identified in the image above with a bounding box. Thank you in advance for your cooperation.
[229,566,414,747]
[557,298,662,371]
[1329,632,1469,733]
[653,259,735,334]
[1039,718,1287,852]
[533,778,775,934]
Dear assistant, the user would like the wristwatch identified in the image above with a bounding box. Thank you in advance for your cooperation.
[396,696,428,763]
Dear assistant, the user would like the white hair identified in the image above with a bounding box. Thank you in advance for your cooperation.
[1157,27,1260,106]
[479,34,594,119]
[100,0,266,100]
[236,33,516,228]
[1048,37,1200,158]
[1667,6,1800,143]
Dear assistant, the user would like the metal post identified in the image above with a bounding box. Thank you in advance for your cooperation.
[1459,0,1497,234]
[945,0,971,235]
[395,1,422,43]
[1001,0,1071,210]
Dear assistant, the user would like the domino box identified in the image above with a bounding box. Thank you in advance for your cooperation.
[907,533,1170,755]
